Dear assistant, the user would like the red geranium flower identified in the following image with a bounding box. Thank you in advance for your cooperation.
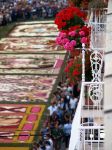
[73,70,80,76]
[55,6,86,31]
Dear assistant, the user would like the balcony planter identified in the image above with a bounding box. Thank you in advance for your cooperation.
[64,50,92,84]
[55,6,92,84]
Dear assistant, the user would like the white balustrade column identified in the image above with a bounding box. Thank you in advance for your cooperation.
[104,0,112,149]
[82,43,85,82]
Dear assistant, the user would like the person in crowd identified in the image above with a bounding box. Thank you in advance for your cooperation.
[32,142,40,150]
[2,13,7,26]
[69,94,78,114]
[73,83,80,98]
[51,122,63,150]
[45,140,52,150]
[45,134,54,150]
[32,78,79,150]
[63,121,72,149]
[0,0,68,26]
[40,123,51,140]
[0,11,3,25]
[47,101,58,116]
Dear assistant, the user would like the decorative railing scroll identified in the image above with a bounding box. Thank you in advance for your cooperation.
[88,8,106,105]
[89,51,104,104]
[90,51,103,82]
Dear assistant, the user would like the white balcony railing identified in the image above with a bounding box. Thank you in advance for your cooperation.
[69,8,106,150]
[89,8,107,50]
[79,126,104,150]
[69,82,104,150]
[69,83,84,150]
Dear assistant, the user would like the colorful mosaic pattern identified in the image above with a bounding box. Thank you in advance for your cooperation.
[0,54,64,74]
[0,104,45,143]
[0,21,65,148]
[18,20,54,25]
[9,24,58,37]
[0,148,29,150]
[0,75,56,102]
[0,37,65,54]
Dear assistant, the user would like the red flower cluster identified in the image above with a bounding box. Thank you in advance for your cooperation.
[64,51,91,84]
[55,6,91,84]
[81,26,91,36]
[65,57,82,84]
[56,26,91,51]
[55,6,86,30]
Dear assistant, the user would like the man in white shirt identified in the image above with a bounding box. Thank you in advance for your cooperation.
[45,134,54,150]
[69,95,78,113]
[45,141,52,150]
[48,101,58,116]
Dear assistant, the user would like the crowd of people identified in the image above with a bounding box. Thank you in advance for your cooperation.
[32,80,80,150]
[0,0,68,26]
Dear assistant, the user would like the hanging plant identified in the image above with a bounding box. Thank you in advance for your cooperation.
[55,25,91,51]
[55,6,92,84]
[64,51,92,84]
[54,6,86,31]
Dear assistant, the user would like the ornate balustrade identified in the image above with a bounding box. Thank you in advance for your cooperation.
[69,82,104,150]
[69,8,106,150]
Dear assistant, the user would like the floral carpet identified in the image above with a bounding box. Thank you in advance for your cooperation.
[0,54,65,74]
[0,75,56,102]
[0,104,45,143]
[0,37,65,54]
[9,23,58,37]
[18,20,54,25]
[0,21,66,148]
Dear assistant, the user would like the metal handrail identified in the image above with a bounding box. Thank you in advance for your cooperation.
[69,81,104,150]
[69,83,84,150]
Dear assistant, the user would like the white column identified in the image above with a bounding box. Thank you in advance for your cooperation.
[104,0,112,149]
[82,43,85,82]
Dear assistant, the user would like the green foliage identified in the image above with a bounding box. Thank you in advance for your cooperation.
[0,23,15,39]
[70,0,83,7]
